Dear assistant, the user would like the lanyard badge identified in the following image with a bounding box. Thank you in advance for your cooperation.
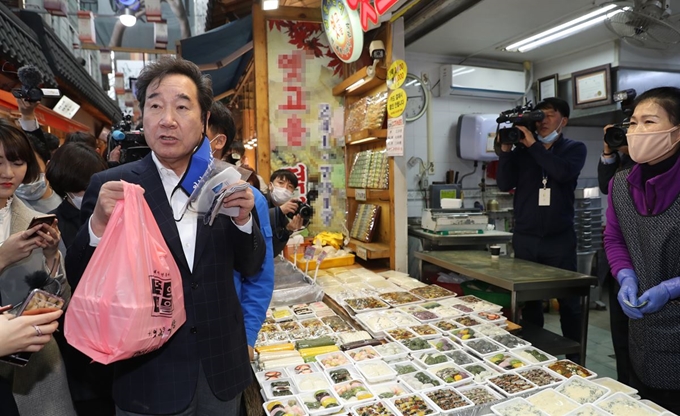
[539,177,551,206]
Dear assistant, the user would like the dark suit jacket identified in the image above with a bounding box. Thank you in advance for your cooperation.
[65,154,265,414]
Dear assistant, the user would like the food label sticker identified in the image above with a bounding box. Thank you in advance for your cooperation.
[304,246,316,260]
[356,246,368,260]
[355,189,367,201]
[317,251,328,264]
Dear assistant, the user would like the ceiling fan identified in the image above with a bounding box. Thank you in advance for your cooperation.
[604,0,680,49]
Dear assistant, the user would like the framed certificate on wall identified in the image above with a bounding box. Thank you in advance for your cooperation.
[538,74,558,101]
[572,64,613,109]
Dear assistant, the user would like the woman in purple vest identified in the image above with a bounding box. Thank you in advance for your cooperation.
[604,86,680,413]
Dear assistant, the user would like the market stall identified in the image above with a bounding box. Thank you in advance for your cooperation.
[251,257,672,416]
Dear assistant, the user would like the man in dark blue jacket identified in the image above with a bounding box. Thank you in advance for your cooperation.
[497,97,587,362]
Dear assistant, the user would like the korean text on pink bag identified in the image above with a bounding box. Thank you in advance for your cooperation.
[65,181,186,364]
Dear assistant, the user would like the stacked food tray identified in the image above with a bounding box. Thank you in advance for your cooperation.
[256,267,672,416]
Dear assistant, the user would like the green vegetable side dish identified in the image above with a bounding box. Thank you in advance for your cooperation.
[395,363,418,375]
[525,349,549,362]
[402,338,431,351]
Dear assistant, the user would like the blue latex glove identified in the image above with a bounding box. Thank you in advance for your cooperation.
[617,269,643,319]
[638,277,680,315]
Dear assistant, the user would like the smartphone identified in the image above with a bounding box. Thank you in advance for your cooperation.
[0,289,65,367]
[27,214,57,231]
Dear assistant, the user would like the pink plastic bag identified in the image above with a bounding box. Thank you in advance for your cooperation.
[65,181,186,364]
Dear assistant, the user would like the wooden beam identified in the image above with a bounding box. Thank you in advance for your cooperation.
[263,6,322,22]
[197,41,254,71]
[80,44,176,55]
[253,3,271,180]
[233,59,255,99]
[214,89,235,101]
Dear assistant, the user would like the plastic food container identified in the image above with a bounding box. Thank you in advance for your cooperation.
[383,310,422,327]
[475,311,508,325]
[410,285,457,301]
[345,297,391,313]
[490,334,531,350]
[462,362,501,384]
[432,320,463,334]
[351,401,397,416]
[285,362,321,377]
[399,371,445,392]
[555,376,610,404]
[374,342,410,362]
[444,349,480,366]
[263,398,307,416]
[515,367,566,389]
[490,397,548,416]
[398,305,441,323]
[476,323,510,337]
[412,351,451,368]
[546,360,597,380]
[485,352,531,371]
[595,392,661,416]
[386,328,419,343]
[293,372,331,393]
[420,302,462,319]
[271,307,295,322]
[369,382,413,400]
[256,369,287,383]
[487,373,538,398]
[356,360,399,384]
[458,384,505,407]
[321,316,355,333]
[347,346,382,363]
[454,315,484,327]
[262,378,298,401]
[526,388,580,416]
[450,327,482,342]
[591,377,638,396]
[388,393,440,416]
[333,379,376,405]
[451,304,476,314]
[463,338,506,358]
[291,303,316,318]
[639,399,670,414]
[325,365,363,385]
[427,337,459,353]
[564,403,611,416]
[400,337,436,353]
[391,361,420,376]
[298,388,343,415]
[426,362,472,387]
[355,312,397,334]
[421,386,475,414]
[513,346,557,365]
[379,291,423,307]
[316,351,351,370]
[408,324,441,339]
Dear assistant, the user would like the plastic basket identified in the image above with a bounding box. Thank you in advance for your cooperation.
[461,280,511,308]
[286,253,356,269]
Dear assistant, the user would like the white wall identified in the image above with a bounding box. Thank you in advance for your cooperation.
[404,51,612,219]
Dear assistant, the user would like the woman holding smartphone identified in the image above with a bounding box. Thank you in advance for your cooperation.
[0,118,74,415]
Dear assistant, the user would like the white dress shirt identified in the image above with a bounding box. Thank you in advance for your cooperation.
[89,152,252,272]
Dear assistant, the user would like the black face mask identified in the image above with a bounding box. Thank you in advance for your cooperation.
[226,154,241,165]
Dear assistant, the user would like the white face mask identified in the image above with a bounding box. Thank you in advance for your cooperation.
[68,193,83,210]
[538,118,564,144]
[270,186,293,205]
[15,173,47,201]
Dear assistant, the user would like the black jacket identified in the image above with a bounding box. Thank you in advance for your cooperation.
[65,154,265,414]
[267,193,292,257]
[597,152,635,194]
[49,199,81,250]
[497,136,587,237]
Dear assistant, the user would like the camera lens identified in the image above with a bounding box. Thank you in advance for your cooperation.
[604,126,628,149]
[499,127,524,145]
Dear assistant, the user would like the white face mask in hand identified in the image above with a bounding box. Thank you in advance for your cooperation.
[270,186,293,205]
[15,173,47,201]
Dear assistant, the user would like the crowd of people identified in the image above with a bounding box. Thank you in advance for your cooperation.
[2,54,680,415]
[0,57,308,416]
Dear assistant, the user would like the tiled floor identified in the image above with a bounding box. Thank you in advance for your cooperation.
[543,287,619,380]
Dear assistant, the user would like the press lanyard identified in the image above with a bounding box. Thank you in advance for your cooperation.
[539,169,550,206]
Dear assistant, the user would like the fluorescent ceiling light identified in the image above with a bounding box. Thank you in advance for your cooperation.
[504,4,619,52]
[351,136,378,145]
[262,0,279,11]
[119,8,136,27]
[346,78,367,92]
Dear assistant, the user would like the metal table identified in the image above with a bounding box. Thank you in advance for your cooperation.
[408,227,513,250]
[415,250,597,364]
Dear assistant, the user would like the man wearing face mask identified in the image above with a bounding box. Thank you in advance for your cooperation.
[268,169,304,257]
[497,97,587,363]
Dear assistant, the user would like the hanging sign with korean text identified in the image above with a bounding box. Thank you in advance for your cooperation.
[346,0,401,32]
[321,0,364,63]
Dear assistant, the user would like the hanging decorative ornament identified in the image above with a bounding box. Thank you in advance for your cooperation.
[77,11,97,44]
[154,21,168,49]
[321,0,363,63]
[146,0,162,23]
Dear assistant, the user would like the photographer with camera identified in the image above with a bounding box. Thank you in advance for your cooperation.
[268,169,305,257]
[497,97,587,363]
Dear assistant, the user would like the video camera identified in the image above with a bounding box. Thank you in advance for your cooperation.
[604,89,637,150]
[496,101,545,145]
[286,200,313,227]
[109,114,150,164]
[11,66,44,103]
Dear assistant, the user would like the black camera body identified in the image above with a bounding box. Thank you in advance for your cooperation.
[496,102,545,145]
[286,200,313,226]
[109,114,150,164]
[11,66,44,102]
[604,89,637,150]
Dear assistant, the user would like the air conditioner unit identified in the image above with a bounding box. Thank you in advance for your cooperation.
[440,65,525,100]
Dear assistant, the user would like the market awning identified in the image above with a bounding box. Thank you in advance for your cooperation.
[0,89,90,134]
[180,15,253,99]
[19,10,122,125]
[0,2,56,87]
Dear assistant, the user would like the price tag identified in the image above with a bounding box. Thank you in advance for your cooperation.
[355,189,367,201]
[317,251,328,264]
[304,246,316,260]
[356,247,368,260]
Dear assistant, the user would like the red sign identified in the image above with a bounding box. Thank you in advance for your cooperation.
[284,163,308,203]
[346,0,400,32]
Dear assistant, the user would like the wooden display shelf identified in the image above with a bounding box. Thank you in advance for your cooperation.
[348,238,390,261]
[346,188,390,200]
[345,129,387,146]
[332,66,387,97]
